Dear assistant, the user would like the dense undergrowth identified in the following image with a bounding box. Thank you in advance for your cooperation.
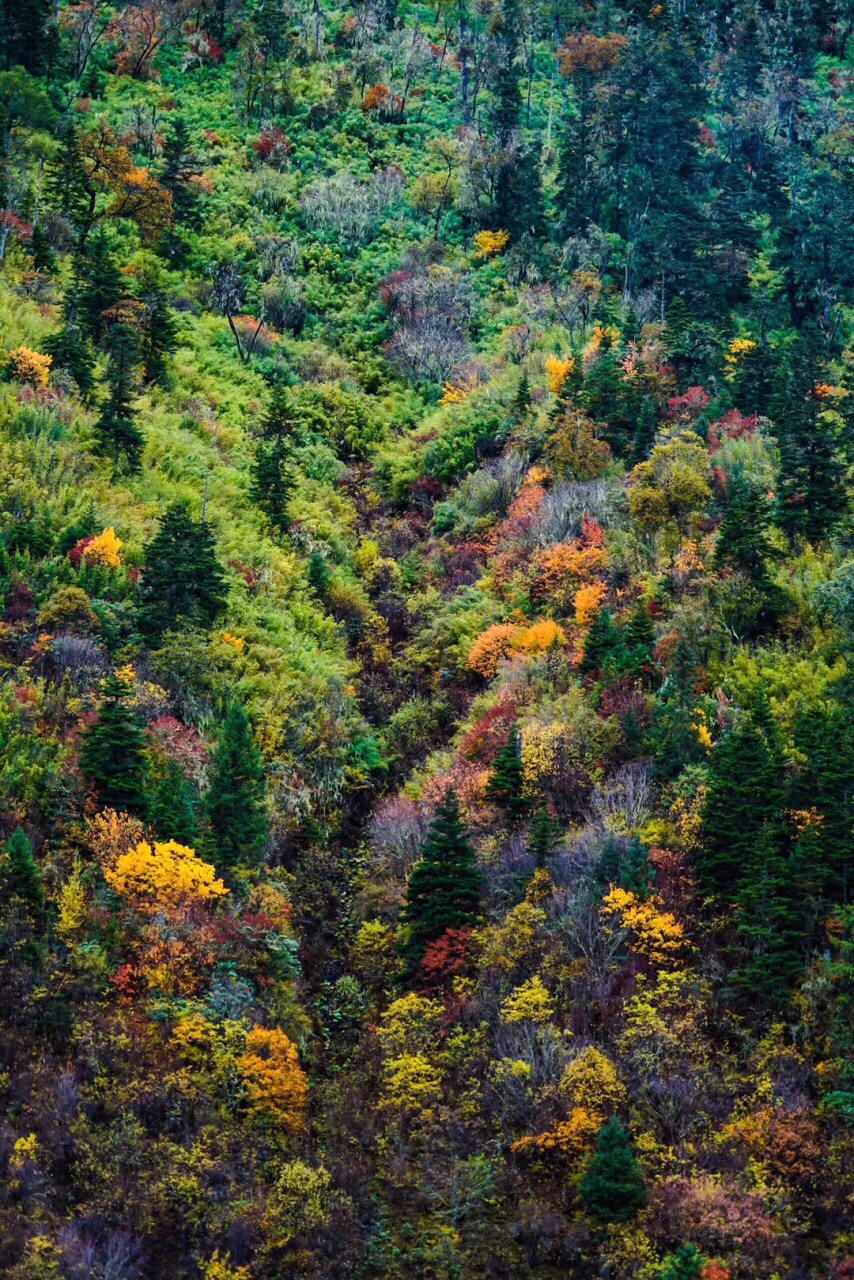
[0,0,853,1275]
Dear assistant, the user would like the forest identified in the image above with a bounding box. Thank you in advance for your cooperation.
[0,0,852,1274]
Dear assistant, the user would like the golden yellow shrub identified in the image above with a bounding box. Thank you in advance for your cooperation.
[7,346,52,387]
[106,840,227,911]
[238,1026,308,1130]
[84,527,123,568]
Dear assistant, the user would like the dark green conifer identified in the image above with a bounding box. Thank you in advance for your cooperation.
[400,789,483,970]
[251,435,294,530]
[94,318,144,471]
[657,1245,705,1280]
[527,801,560,867]
[205,703,268,869]
[579,1118,647,1222]
[1,828,43,907]
[149,759,197,845]
[78,232,123,341]
[79,674,148,816]
[136,267,177,384]
[137,502,228,640]
[485,729,529,822]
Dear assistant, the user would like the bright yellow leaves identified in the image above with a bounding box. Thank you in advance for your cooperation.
[439,370,484,406]
[473,229,510,259]
[535,541,609,595]
[7,346,52,387]
[86,808,146,871]
[545,355,575,395]
[601,886,687,966]
[220,630,245,654]
[105,840,227,912]
[501,975,555,1024]
[574,580,608,627]
[376,994,445,1122]
[723,337,757,366]
[513,1047,626,1158]
[84,527,123,568]
[380,1054,443,1121]
[238,1026,308,1131]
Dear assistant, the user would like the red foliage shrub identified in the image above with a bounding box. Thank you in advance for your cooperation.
[419,927,477,990]
[666,386,710,421]
[460,703,517,762]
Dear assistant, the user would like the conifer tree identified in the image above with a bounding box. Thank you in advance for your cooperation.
[138,502,228,640]
[1,828,43,907]
[251,435,294,531]
[699,709,784,896]
[620,836,653,898]
[579,1118,647,1222]
[137,267,177,384]
[205,702,268,869]
[94,318,144,471]
[400,789,483,970]
[485,728,529,822]
[78,233,123,340]
[79,674,148,816]
[734,824,804,1007]
[714,473,775,581]
[149,759,197,845]
[657,1245,705,1280]
[44,285,96,400]
[527,802,560,868]
[513,372,531,418]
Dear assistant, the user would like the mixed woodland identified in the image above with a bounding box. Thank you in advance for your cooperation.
[0,0,853,1273]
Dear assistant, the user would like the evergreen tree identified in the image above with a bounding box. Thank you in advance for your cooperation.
[28,223,56,273]
[527,801,560,868]
[485,728,529,822]
[79,674,148,816]
[699,709,784,896]
[714,473,775,581]
[620,836,653,898]
[136,267,177,384]
[94,317,145,472]
[0,0,59,76]
[579,1118,647,1222]
[734,824,805,1007]
[138,502,228,639]
[160,117,202,227]
[44,284,96,400]
[251,435,294,531]
[77,233,123,341]
[657,1245,705,1280]
[44,123,94,241]
[400,789,483,970]
[205,703,268,869]
[307,550,331,596]
[149,759,197,845]
[1,828,43,907]
[580,608,626,676]
[513,372,531,418]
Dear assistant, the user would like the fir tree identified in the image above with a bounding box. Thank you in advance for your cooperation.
[79,674,148,816]
[205,703,268,869]
[400,789,483,970]
[620,836,653,898]
[136,267,177,384]
[94,318,144,472]
[28,223,55,273]
[513,372,531,418]
[699,709,784,896]
[714,473,775,581]
[485,728,529,822]
[138,502,228,640]
[657,1245,705,1280]
[527,801,560,867]
[160,117,202,227]
[1,828,43,907]
[579,1118,647,1223]
[44,286,96,400]
[149,759,197,845]
[77,232,123,341]
[734,824,805,1007]
[251,435,294,531]
[43,123,92,234]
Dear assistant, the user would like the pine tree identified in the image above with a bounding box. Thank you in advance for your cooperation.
[149,759,197,845]
[485,729,529,822]
[714,473,774,581]
[657,1245,705,1280]
[527,801,560,867]
[44,285,96,400]
[699,709,784,897]
[620,836,653,898]
[400,789,483,970]
[579,1118,647,1223]
[138,502,228,639]
[79,674,148,816]
[251,435,294,531]
[1,828,43,907]
[205,703,268,869]
[160,117,201,228]
[94,319,144,472]
[77,233,123,341]
[28,223,56,273]
[513,372,531,418]
[136,267,177,384]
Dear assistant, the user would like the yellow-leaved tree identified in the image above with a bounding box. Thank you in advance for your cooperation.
[106,840,227,912]
[238,1026,309,1130]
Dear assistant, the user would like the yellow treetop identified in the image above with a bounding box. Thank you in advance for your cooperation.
[105,839,227,911]
[8,346,52,387]
[574,580,608,626]
[466,622,521,679]
[545,355,575,395]
[501,975,555,1024]
[601,886,687,966]
[473,229,510,259]
[85,527,123,568]
[513,619,567,656]
[238,1026,308,1130]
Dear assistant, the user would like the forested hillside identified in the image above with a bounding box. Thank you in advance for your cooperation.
[0,0,852,1274]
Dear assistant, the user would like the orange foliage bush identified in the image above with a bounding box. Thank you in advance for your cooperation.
[467,623,521,679]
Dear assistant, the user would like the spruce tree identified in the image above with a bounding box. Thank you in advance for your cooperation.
[44,290,96,401]
[657,1245,705,1280]
[137,502,228,640]
[714,473,775,581]
[734,825,804,1007]
[94,318,144,472]
[579,1118,647,1223]
[527,802,560,868]
[620,836,653,898]
[485,729,529,822]
[205,702,268,869]
[251,435,294,531]
[149,759,197,845]
[699,709,784,896]
[1,828,43,907]
[79,674,148,816]
[78,233,123,341]
[400,789,483,970]
[137,267,177,385]
[513,372,531,418]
